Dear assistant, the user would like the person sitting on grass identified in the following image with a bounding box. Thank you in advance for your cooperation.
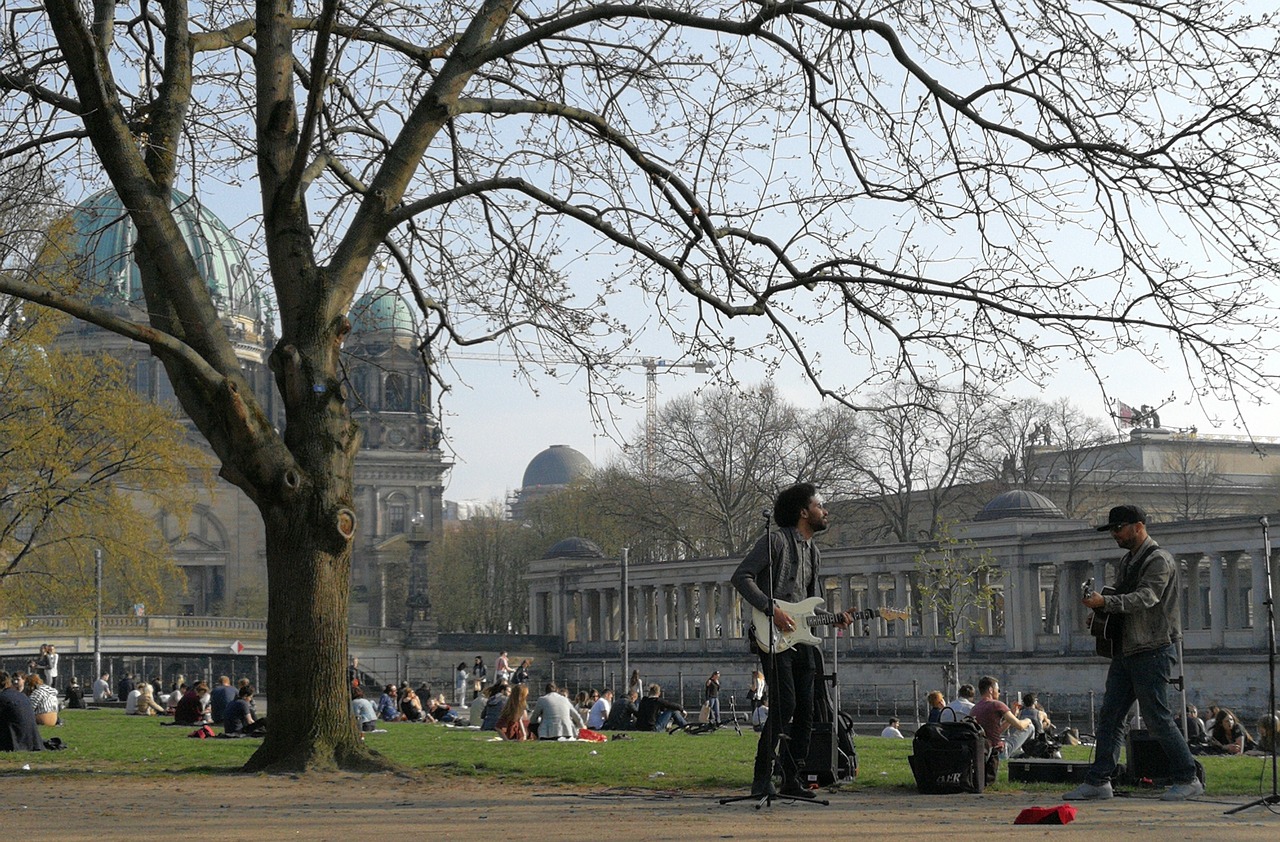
[129,681,166,716]
[635,683,687,732]
[1209,708,1257,755]
[603,690,639,731]
[224,684,266,737]
[496,683,532,741]
[427,693,459,723]
[480,682,510,731]
[173,681,210,726]
[376,684,405,722]
[399,685,429,722]
[351,685,378,733]
[1256,712,1279,755]
[24,673,59,728]
[0,671,42,752]
[64,679,86,710]
[529,682,584,740]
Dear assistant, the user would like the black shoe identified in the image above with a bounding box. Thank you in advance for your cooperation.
[750,779,778,798]
[779,779,817,799]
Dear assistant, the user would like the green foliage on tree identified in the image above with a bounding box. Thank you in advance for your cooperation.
[0,313,204,622]
[913,522,1000,697]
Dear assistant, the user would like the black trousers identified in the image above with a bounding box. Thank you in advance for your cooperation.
[754,644,818,785]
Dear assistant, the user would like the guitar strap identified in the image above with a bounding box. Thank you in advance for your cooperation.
[1114,543,1160,595]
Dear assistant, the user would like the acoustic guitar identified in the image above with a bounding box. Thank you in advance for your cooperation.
[1082,577,1121,658]
[751,596,910,654]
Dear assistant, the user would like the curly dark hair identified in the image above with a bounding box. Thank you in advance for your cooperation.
[773,482,818,528]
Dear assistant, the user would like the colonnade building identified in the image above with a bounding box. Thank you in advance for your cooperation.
[527,490,1279,713]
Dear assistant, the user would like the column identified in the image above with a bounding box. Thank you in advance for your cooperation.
[675,583,689,641]
[597,589,610,642]
[1208,553,1226,649]
[1223,551,1245,630]
[1254,548,1271,648]
[658,585,671,641]
[893,572,908,638]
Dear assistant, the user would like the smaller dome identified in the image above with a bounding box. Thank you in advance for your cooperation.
[974,489,1066,521]
[543,537,605,559]
[350,287,416,336]
[522,444,592,489]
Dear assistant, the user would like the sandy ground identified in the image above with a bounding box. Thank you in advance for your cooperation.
[2,773,1278,839]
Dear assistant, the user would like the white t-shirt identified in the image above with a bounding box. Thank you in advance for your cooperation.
[92,678,112,702]
[587,697,611,729]
[125,689,141,714]
[881,725,904,739]
[946,698,975,718]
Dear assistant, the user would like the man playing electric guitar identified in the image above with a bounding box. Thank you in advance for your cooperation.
[731,482,851,800]
[1063,504,1203,803]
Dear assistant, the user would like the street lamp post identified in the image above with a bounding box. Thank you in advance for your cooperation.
[93,548,103,679]
[405,512,438,647]
[621,547,629,693]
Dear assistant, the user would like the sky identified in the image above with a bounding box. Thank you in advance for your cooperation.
[435,345,1280,505]
[21,3,1280,506]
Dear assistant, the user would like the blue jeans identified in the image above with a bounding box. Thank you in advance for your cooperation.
[706,697,721,723]
[655,709,687,730]
[1088,644,1197,786]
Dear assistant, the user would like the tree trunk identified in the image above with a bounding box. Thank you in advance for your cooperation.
[240,500,387,772]
[238,337,392,773]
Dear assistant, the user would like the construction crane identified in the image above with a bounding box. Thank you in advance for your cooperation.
[628,357,713,473]
[444,351,712,471]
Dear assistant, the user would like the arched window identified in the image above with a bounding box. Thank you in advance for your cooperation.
[384,373,409,411]
[387,495,407,534]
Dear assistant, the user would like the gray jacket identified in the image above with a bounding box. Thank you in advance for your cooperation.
[731,527,820,614]
[1101,536,1181,657]
[529,691,584,739]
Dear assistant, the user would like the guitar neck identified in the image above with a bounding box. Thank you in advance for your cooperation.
[806,607,897,628]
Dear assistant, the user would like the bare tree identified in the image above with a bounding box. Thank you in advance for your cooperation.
[844,382,997,542]
[981,397,1123,518]
[2,2,1279,772]
[1159,442,1228,522]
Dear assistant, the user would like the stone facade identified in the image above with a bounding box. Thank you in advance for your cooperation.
[528,510,1280,715]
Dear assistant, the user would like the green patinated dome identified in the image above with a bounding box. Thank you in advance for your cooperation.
[65,187,262,322]
[350,286,417,336]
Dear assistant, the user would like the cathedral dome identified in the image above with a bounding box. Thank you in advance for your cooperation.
[974,489,1066,521]
[522,445,592,490]
[543,536,605,559]
[64,187,261,323]
[350,287,417,337]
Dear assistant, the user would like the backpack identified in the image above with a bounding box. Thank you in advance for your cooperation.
[909,717,988,794]
[188,724,215,739]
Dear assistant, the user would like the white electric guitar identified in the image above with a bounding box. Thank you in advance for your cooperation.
[751,596,910,653]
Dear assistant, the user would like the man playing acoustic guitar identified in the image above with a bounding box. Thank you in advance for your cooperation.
[731,483,851,800]
[1064,504,1203,802]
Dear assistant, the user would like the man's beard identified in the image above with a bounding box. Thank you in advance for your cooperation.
[811,518,829,533]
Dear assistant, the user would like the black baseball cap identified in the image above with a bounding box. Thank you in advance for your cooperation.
[1096,504,1147,532]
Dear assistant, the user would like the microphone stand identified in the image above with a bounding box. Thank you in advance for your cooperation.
[1226,515,1279,814]
[721,509,827,808]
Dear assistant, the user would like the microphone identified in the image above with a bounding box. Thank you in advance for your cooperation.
[1261,516,1269,528]
[761,508,772,520]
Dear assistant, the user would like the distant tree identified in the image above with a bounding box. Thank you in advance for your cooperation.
[599,383,867,557]
[981,398,1122,518]
[914,522,1000,698]
[845,383,997,543]
[1160,442,1228,522]
[429,505,538,633]
[0,318,202,620]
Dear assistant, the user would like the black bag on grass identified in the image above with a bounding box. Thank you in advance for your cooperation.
[909,717,988,794]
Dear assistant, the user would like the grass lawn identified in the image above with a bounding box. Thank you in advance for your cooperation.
[3,709,1276,798]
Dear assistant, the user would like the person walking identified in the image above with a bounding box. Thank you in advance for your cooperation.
[1063,504,1203,802]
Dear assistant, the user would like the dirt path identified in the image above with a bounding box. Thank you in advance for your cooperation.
[2,774,1277,839]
